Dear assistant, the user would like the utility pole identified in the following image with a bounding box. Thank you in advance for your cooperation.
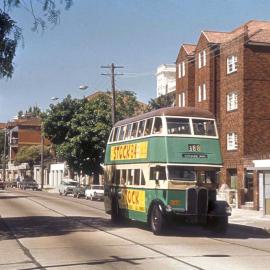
[101,63,124,125]
[40,135,44,190]
[2,128,7,182]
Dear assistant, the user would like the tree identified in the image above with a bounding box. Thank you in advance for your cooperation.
[146,93,175,112]
[15,145,52,169]
[42,95,84,144]
[42,91,142,181]
[0,0,73,78]
[0,130,5,162]
[16,105,42,119]
[0,10,21,78]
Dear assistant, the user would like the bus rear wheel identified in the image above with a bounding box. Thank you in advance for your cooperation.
[150,204,165,235]
[111,198,123,224]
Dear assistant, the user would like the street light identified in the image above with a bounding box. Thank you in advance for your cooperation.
[79,85,88,90]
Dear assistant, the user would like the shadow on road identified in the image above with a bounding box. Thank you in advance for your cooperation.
[0,215,269,241]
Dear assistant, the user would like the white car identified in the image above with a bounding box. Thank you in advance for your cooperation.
[85,185,104,200]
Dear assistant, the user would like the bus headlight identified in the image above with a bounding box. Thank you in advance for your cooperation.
[226,206,232,215]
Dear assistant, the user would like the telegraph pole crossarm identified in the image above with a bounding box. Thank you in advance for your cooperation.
[101,63,124,125]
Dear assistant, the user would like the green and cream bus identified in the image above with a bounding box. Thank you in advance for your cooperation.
[104,107,231,234]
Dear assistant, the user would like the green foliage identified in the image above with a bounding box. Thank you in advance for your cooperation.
[0,130,5,160]
[42,91,142,175]
[0,9,21,78]
[146,93,175,112]
[15,145,51,168]
[42,95,84,144]
[0,1,73,78]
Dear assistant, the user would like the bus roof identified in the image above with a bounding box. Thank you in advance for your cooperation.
[114,107,215,127]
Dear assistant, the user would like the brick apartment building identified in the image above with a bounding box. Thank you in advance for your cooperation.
[7,117,43,161]
[176,20,270,211]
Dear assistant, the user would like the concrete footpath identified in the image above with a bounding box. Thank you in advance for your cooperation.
[229,208,270,234]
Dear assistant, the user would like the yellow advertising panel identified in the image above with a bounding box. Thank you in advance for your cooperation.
[120,189,146,212]
[111,141,148,161]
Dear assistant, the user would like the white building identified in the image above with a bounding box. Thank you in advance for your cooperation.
[156,64,176,97]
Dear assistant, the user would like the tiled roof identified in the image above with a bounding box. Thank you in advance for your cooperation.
[8,117,41,128]
[0,123,6,129]
[248,29,270,44]
[201,20,270,45]
[202,31,231,43]
[182,44,196,55]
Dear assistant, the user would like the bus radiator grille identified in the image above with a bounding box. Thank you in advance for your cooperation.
[197,188,208,215]
[187,187,208,215]
[187,188,197,214]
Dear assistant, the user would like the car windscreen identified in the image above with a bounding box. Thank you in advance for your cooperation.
[168,166,196,181]
[67,182,78,186]
[92,186,103,190]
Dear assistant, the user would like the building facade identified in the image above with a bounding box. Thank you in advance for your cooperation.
[156,64,176,97]
[175,20,270,211]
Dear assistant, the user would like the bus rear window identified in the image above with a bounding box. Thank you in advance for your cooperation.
[168,166,196,181]
[167,118,191,135]
[192,119,216,136]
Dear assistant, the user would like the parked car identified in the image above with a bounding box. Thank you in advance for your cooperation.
[0,180,5,190]
[20,177,39,190]
[85,185,104,200]
[72,185,88,198]
[9,180,18,188]
[59,179,79,196]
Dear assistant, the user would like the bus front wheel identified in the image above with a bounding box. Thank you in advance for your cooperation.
[150,204,165,235]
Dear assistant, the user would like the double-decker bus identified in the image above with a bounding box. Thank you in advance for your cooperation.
[104,107,231,234]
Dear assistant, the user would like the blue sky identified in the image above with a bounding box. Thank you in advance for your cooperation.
[0,0,269,122]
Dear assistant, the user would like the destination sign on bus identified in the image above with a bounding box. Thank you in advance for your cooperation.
[182,153,208,158]
[111,142,148,161]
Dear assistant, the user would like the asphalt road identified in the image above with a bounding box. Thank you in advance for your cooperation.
[0,189,269,270]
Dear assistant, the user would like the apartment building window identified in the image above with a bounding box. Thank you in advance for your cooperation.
[227,132,238,150]
[198,52,202,69]
[182,61,185,77]
[227,92,238,111]
[182,92,185,107]
[179,92,185,107]
[198,85,202,102]
[178,63,181,78]
[198,50,206,69]
[227,55,238,74]
[203,83,207,100]
[178,62,185,78]
[203,50,206,66]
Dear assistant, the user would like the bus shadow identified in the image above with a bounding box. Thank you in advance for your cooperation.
[0,215,269,241]
[128,220,270,239]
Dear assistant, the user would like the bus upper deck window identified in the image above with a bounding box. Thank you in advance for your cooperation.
[119,126,126,141]
[153,117,162,134]
[131,122,138,138]
[113,127,120,141]
[144,118,153,136]
[193,119,216,136]
[137,120,145,137]
[125,124,132,140]
[167,118,191,135]
[108,129,114,142]
[150,166,166,180]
